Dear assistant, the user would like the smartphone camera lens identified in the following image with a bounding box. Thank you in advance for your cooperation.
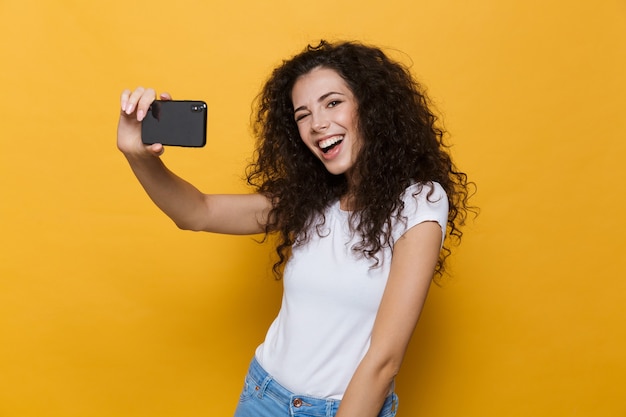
[191,103,205,112]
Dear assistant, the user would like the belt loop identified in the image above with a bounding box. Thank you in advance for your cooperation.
[325,399,336,417]
[257,375,272,399]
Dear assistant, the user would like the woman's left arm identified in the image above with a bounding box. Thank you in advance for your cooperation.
[336,220,443,417]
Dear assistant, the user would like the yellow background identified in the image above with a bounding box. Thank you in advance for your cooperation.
[1,1,625,416]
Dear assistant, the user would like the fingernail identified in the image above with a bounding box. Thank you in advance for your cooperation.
[137,109,145,121]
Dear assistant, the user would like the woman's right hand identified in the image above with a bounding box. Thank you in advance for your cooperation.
[117,87,171,158]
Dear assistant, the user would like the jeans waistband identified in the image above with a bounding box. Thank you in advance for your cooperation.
[246,357,398,416]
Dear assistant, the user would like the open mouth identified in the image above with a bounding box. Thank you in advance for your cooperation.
[319,135,344,154]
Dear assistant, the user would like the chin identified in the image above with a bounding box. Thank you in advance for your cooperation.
[323,163,352,176]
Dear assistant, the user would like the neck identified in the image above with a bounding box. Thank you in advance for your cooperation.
[339,168,360,211]
[339,194,356,211]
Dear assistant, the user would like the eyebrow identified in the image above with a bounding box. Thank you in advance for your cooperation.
[293,91,346,114]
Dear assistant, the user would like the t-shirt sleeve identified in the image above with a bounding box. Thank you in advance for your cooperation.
[392,182,449,247]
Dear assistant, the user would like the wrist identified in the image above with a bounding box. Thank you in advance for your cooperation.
[122,148,163,166]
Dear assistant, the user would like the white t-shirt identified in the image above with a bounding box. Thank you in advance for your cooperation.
[255,182,448,399]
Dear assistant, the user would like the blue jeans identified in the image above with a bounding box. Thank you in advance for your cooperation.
[233,357,399,417]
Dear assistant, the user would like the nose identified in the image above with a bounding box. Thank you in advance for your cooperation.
[311,113,329,132]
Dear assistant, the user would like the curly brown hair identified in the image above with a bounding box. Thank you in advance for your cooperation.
[246,40,474,280]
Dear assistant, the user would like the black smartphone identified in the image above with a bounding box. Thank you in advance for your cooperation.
[141,100,207,147]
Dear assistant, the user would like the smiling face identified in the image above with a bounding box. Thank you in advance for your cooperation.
[291,67,362,177]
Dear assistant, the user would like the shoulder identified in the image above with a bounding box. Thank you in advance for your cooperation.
[401,181,448,209]
[394,181,449,245]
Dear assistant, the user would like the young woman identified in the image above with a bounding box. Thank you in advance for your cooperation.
[117,40,472,417]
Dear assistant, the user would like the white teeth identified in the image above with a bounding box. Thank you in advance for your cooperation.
[319,135,343,150]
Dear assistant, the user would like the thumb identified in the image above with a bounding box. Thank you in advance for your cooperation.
[148,143,165,156]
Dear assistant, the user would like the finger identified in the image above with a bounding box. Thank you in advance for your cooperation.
[120,89,131,112]
[136,88,156,121]
[148,143,165,156]
[160,92,172,101]
[124,86,146,115]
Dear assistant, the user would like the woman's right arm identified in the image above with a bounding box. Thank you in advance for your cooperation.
[117,87,272,235]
